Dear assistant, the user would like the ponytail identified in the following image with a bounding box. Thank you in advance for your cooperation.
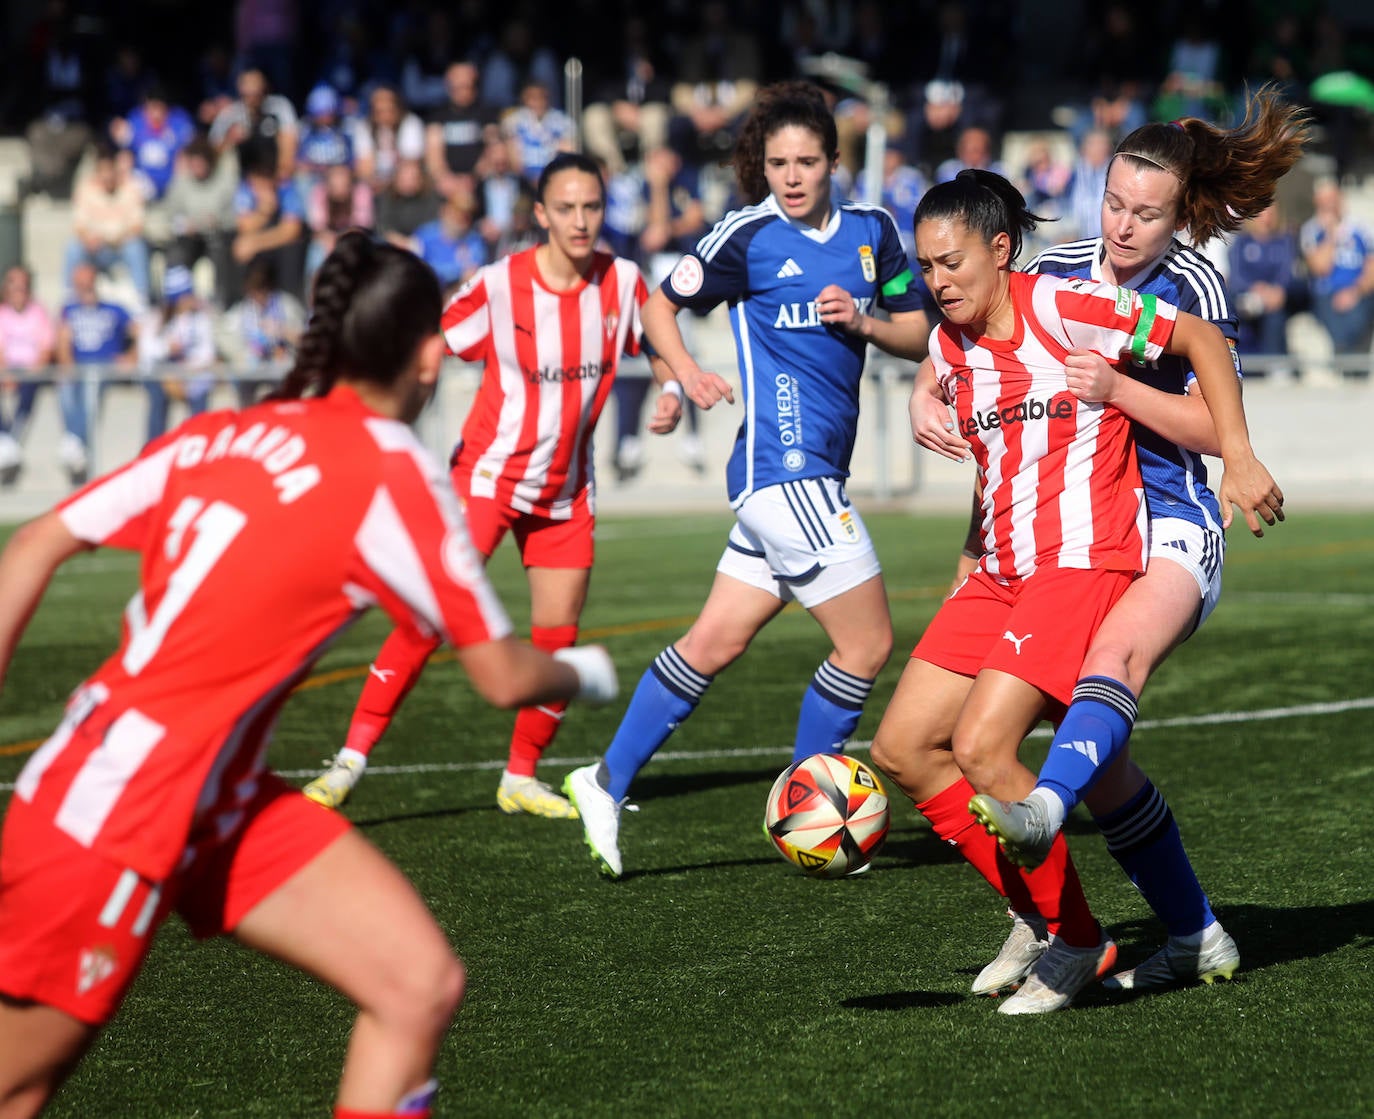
[1113,84,1311,246]
[269,231,442,401]
[914,169,1047,265]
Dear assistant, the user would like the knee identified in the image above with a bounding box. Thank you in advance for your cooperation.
[370,945,465,1041]
[870,724,945,802]
[676,628,747,676]
[950,714,1022,796]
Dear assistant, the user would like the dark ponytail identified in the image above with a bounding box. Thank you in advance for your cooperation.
[269,231,442,401]
[914,169,1046,265]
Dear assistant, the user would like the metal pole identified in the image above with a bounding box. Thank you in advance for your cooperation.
[565,57,583,150]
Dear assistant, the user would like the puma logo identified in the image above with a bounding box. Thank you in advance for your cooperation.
[369,665,397,683]
[1002,630,1032,655]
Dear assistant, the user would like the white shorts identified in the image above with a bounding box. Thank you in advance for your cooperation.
[1148,516,1224,631]
[715,478,882,608]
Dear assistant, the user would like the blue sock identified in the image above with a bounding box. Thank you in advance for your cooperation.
[1094,781,1214,937]
[1037,676,1138,814]
[603,645,712,799]
[791,661,874,762]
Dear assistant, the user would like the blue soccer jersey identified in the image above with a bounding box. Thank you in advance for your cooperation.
[664,195,928,504]
[62,301,134,363]
[1026,236,1233,531]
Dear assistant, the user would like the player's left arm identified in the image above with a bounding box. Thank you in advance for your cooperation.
[0,512,91,690]
[1064,348,1223,456]
[819,291,930,361]
[1165,312,1283,536]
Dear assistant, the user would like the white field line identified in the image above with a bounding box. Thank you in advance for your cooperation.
[3,699,1370,793]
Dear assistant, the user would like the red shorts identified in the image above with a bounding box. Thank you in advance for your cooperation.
[913,565,1135,706]
[0,773,349,1025]
[460,490,595,569]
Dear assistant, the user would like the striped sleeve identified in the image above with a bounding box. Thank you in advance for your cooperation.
[355,417,511,647]
[57,435,181,549]
[440,269,493,362]
[1051,277,1178,364]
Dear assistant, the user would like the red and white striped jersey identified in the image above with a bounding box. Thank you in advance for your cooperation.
[931,271,1177,582]
[442,247,648,517]
[16,387,510,881]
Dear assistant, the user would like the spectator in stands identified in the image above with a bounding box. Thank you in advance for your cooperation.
[216,257,304,407]
[296,83,354,188]
[64,144,151,309]
[231,151,307,303]
[139,264,217,441]
[1231,202,1305,376]
[581,17,672,176]
[1300,178,1374,378]
[374,158,441,252]
[1019,137,1072,218]
[481,17,563,110]
[504,80,577,187]
[475,137,535,254]
[19,0,95,200]
[109,82,196,204]
[424,62,502,202]
[413,188,488,292]
[164,136,238,307]
[353,83,426,195]
[0,265,57,486]
[934,125,1006,184]
[1153,15,1226,123]
[209,67,299,183]
[668,1,760,169]
[195,43,237,128]
[1063,127,1114,244]
[305,163,374,284]
[56,261,138,484]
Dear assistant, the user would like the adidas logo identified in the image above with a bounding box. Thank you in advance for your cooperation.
[776,258,804,279]
[1056,739,1100,765]
[77,944,118,995]
[1162,539,1189,554]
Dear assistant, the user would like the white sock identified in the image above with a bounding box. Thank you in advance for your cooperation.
[337,747,369,770]
[1027,787,1065,833]
[1171,919,1220,951]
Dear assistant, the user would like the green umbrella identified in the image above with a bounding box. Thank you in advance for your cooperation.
[1310,70,1374,110]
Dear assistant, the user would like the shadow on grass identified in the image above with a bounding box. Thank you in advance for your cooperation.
[841,991,965,1010]
[352,805,495,829]
[631,766,784,802]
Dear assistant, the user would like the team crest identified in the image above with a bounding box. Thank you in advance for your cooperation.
[604,309,620,339]
[838,510,858,541]
[858,245,876,283]
[783,449,805,472]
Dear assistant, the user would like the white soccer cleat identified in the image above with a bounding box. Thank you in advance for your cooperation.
[968,793,1056,869]
[971,909,1049,996]
[1103,923,1240,992]
[997,929,1117,1015]
[57,432,89,485]
[303,753,365,809]
[497,772,579,819]
[564,763,635,878]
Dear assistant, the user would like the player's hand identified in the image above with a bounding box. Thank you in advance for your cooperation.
[1217,455,1285,537]
[909,382,969,462]
[1065,348,1121,403]
[680,365,734,409]
[816,283,860,332]
[646,386,683,434]
[554,645,618,705]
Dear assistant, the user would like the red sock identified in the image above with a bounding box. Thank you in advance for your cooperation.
[916,777,1100,944]
[506,624,577,777]
[335,1109,431,1119]
[346,626,441,759]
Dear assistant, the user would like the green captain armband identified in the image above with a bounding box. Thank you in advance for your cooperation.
[1130,293,1158,363]
[882,269,914,297]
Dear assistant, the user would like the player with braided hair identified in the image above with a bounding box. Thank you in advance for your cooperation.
[0,231,618,1118]
[912,87,1306,997]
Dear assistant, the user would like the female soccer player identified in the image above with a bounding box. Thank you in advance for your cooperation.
[306,152,680,818]
[563,80,933,879]
[869,169,1280,1014]
[0,232,618,1118]
[915,89,1305,994]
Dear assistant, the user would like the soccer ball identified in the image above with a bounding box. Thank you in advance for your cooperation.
[764,753,890,878]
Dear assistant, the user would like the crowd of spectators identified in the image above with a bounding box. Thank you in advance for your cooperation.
[2,0,1374,489]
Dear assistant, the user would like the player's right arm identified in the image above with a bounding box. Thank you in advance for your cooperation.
[640,285,734,409]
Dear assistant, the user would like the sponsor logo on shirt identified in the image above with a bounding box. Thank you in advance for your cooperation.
[1114,287,1133,316]
[775,372,803,448]
[960,395,1075,437]
[524,360,608,385]
[776,257,804,279]
[773,295,874,329]
[783,448,805,471]
[859,244,876,283]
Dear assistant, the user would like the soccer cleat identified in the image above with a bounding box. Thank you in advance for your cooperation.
[969,793,1056,870]
[497,773,579,819]
[972,910,1049,996]
[1103,923,1240,992]
[303,753,365,809]
[0,432,22,487]
[564,764,636,879]
[997,929,1117,1015]
[57,432,89,486]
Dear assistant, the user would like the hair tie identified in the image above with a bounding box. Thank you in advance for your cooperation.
[1169,120,1186,131]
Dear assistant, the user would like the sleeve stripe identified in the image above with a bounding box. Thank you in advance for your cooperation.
[695,203,771,263]
[58,441,180,544]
